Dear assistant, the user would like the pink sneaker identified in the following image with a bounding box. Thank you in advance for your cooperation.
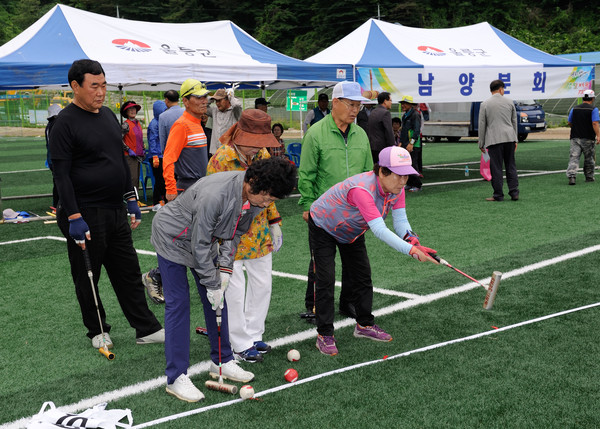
[316,335,338,356]
[354,324,392,342]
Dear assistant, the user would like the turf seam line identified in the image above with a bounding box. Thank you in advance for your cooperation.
[130,301,600,429]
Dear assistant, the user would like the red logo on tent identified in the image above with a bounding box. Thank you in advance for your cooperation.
[418,46,445,56]
[112,39,152,53]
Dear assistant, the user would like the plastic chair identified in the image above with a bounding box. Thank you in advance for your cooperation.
[139,159,155,201]
[287,142,302,167]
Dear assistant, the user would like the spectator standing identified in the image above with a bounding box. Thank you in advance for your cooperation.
[142,89,183,304]
[121,100,144,190]
[151,157,296,402]
[162,79,210,202]
[158,90,184,153]
[207,109,283,363]
[357,102,375,134]
[392,117,402,146]
[207,88,243,156]
[367,92,395,162]
[45,103,63,208]
[269,123,287,158]
[302,93,330,134]
[566,89,600,185]
[478,80,519,201]
[49,59,164,350]
[399,95,423,192]
[255,97,270,113]
[310,146,438,356]
[298,81,373,320]
[147,100,167,209]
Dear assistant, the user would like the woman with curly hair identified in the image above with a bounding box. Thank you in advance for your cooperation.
[151,156,296,402]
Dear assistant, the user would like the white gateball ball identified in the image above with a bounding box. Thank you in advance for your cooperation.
[240,384,255,400]
[287,349,301,362]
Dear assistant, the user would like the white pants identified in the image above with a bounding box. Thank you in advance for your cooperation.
[226,253,272,352]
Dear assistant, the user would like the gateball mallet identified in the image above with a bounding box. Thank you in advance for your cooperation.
[205,306,238,395]
[431,253,502,310]
[82,248,115,360]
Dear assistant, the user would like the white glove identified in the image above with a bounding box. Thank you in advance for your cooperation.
[207,288,224,311]
[220,271,231,292]
[270,223,283,252]
[226,88,235,98]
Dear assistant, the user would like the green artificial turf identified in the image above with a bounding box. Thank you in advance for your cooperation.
[1,136,599,428]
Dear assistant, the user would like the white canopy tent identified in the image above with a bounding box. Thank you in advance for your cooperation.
[0,4,352,91]
[307,19,595,102]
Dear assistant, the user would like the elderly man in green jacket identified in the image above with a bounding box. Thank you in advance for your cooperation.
[298,81,373,320]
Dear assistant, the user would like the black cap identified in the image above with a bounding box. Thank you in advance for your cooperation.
[255,97,270,107]
[318,93,329,101]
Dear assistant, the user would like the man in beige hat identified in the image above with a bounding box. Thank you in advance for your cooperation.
[207,87,243,156]
[163,78,210,202]
[205,109,282,363]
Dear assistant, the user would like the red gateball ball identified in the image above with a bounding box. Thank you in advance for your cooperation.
[284,368,298,383]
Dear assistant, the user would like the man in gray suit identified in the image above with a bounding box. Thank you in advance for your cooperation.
[368,92,395,163]
[478,80,519,201]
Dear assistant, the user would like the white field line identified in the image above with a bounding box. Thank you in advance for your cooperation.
[1,168,48,174]
[1,239,420,300]
[2,241,600,428]
[130,300,600,429]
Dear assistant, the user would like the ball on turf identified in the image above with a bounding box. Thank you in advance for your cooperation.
[287,349,301,362]
[240,385,255,400]
[284,368,298,383]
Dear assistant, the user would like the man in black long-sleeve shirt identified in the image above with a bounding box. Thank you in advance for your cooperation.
[50,59,163,350]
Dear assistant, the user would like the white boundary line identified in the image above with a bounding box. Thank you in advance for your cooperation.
[2,239,600,429]
[0,168,49,174]
[0,238,421,300]
[130,301,600,429]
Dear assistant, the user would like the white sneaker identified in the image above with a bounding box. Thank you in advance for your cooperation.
[136,328,165,345]
[209,360,254,383]
[166,373,204,402]
[91,333,113,349]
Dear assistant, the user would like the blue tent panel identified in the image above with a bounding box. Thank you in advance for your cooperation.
[0,7,87,88]
[357,21,422,68]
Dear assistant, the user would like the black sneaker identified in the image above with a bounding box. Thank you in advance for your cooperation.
[234,346,264,363]
[253,341,271,354]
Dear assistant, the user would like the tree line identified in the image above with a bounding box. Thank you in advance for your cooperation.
[1,0,599,59]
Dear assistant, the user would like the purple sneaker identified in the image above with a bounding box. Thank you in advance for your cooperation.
[354,324,392,342]
[316,335,338,356]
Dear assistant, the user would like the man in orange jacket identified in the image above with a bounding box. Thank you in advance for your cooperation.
[163,79,210,201]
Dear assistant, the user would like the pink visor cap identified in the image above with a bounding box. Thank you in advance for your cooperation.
[378,146,418,176]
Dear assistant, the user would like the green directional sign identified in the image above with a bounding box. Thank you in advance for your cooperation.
[287,90,307,111]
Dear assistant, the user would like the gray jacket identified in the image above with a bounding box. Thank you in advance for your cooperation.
[150,170,262,290]
[478,93,517,149]
[206,96,242,153]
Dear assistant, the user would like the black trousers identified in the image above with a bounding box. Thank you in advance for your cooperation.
[151,158,166,206]
[57,206,162,339]
[406,147,423,188]
[487,142,519,201]
[308,216,374,336]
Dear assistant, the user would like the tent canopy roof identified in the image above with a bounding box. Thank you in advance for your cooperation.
[307,19,593,69]
[0,4,352,90]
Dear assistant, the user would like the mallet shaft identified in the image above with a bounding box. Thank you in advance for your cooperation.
[83,248,115,360]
